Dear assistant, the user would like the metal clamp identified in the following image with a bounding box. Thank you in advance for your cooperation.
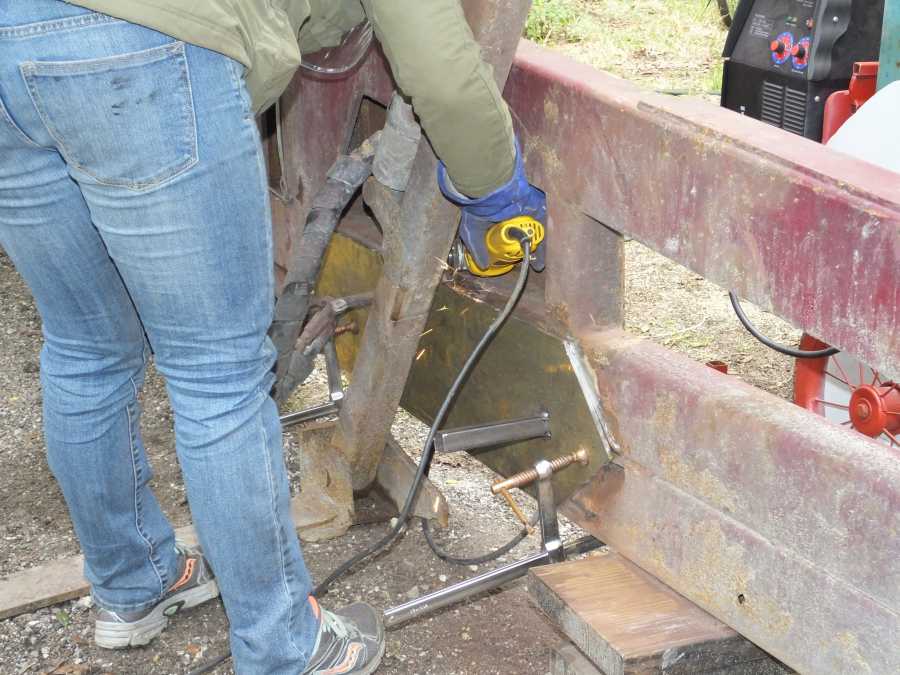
[280,337,345,430]
[490,448,588,494]
[383,449,600,628]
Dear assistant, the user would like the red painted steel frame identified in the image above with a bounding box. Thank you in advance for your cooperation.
[270,37,899,675]
[499,42,898,673]
[507,41,898,380]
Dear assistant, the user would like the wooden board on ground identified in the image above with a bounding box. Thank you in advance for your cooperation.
[551,643,604,675]
[530,552,791,675]
[0,526,198,622]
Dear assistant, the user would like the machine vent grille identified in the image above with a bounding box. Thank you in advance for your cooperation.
[783,88,808,135]
[761,81,785,127]
[760,81,807,136]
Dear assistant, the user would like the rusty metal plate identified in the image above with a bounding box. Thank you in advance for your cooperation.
[316,232,608,502]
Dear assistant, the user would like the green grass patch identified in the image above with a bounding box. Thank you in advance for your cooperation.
[525,0,584,43]
[536,0,731,95]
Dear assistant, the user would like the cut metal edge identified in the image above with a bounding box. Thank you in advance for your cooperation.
[564,339,619,461]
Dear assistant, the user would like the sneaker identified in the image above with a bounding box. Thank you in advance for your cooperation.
[302,598,385,674]
[94,543,219,649]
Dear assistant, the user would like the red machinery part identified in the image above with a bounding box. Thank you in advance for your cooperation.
[821,61,879,143]
[795,61,895,445]
[793,335,900,446]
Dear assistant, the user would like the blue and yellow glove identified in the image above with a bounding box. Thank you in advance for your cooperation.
[438,139,547,273]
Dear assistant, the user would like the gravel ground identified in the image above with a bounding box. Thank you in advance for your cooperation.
[0,237,801,675]
[623,241,802,400]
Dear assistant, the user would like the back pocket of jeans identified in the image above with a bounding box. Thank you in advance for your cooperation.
[21,41,198,191]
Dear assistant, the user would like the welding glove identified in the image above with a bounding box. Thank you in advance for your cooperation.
[438,138,547,272]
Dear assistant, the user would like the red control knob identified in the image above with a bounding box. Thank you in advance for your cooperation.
[771,40,786,54]
[791,44,807,58]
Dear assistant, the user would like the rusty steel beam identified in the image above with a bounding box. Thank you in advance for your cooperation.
[269,49,394,280]
[563,329,900,675]
[332,0,535,490]
[506,41,899,378]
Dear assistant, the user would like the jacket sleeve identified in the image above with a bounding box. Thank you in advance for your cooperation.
[360,0,516,197]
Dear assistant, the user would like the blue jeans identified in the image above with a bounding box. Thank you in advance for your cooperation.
[0,2,318,672]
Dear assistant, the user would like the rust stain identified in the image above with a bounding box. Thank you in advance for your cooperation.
[679,520,793,636]
[547,302,570,328]
[827,632,873,674]
[543,97,560,125]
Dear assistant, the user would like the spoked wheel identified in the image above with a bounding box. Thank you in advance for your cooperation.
[794,334,900,447]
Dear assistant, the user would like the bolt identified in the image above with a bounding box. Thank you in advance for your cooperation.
[855,401,871,420]
[334,321,358,337]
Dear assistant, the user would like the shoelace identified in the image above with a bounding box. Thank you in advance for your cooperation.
[320,609,353,642]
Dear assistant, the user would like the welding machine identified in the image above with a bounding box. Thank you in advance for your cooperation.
[721,0,884,140]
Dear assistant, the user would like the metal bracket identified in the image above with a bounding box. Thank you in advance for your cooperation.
[433,412,551,454]
[535,460,564,564]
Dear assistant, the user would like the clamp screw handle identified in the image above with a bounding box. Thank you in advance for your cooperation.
[491,448,589,494]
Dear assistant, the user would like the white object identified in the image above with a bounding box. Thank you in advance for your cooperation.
[827,80,900,174]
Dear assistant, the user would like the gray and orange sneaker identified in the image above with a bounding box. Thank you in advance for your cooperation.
[94,543,219,649]
[302,598,385,674]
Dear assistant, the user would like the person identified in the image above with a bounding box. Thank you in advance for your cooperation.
[0,1,546,673]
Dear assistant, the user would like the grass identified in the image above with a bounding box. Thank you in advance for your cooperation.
[527,0,730,95]
[525,0,585,43]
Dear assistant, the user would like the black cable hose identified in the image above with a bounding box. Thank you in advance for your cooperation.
[421,517,530,566]
[188,240,533,675]
[729,291,840,359]
[312,237,533,598]
[187,651,231,675]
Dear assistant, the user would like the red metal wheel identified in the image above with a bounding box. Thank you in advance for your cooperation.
[794,334,900,447]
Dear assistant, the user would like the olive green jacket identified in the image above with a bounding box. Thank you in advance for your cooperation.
[66,0,515,196]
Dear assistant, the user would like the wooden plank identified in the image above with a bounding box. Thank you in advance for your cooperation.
[550,641,790,675]
[530,553,788,675]
[551,643,604,675]
[0,554,87,621]
[0,527,198,621]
